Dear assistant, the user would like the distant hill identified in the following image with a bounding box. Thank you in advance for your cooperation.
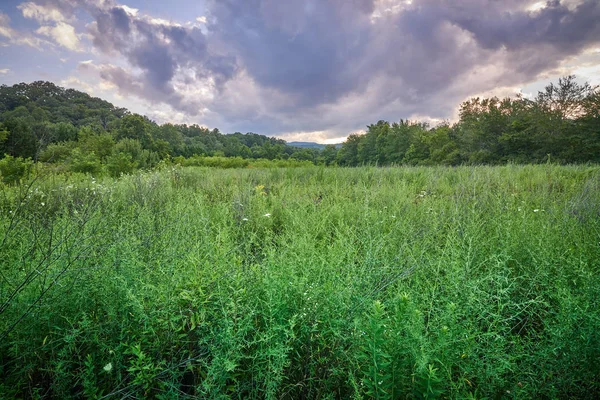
[0,81,128,129]
[287,141,326,149]
[287,141,343,149]
[0,81,334,164]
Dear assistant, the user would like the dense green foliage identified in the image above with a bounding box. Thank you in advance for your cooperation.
[1,165,599,398]
[0,81,323,176]
[1,76,599,178]
[336,76,600,166]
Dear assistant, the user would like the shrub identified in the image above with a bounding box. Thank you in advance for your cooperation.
[38,142,76,163]
[0,154,33,184]
[69,148,102,175]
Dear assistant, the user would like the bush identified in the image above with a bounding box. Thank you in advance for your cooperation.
[38,142,76,163]
[69,148,102,175]
[0,154,33,184]
[106,151,137,177]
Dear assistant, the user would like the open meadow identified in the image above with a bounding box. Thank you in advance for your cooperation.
[1,165,599,398]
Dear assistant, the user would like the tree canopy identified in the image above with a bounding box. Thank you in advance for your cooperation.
[336,76,600,166]
[1,76,598,176]
[0,81,323,175]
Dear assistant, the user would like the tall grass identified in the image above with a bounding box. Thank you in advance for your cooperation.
[1,164,599,398]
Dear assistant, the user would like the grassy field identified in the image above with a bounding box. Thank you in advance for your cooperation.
[1,165,599,399]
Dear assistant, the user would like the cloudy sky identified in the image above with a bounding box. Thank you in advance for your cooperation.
[0,0,599,143]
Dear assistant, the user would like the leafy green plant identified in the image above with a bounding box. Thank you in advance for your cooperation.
[0,154,33,184]
[358,301,392,399]
[0,165,599,398]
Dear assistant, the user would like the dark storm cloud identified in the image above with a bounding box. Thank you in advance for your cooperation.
[206,0,376,105]
[207,0,600,124]
[25,0,600,135]
[79,1,237,114]
[90,6,130,52]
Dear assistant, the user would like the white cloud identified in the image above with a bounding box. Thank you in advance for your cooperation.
[119,5,139,17]
[196,16,207,24]
[0,68,9,74]
[527,1,546,13]
[0,12,48,49]
[275,130,347,143]
[60,76,94,93]
[146,17,182,27]
[18,2,68,23]
[0,13,14,39]
[571,64,600,85]
[36,22,81,51]
[371,0,413,21]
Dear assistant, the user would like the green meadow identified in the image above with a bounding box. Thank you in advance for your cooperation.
[1,164,599,398]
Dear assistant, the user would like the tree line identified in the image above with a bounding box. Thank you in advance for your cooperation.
[336,76,600,166]
[0,81,322,179]
[1,76,599,180]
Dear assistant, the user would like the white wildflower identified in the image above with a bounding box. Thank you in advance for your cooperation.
[103,362,112,372]
[533,209,539,212]
[242,218,248,221]
[263,213,271,217]
[41,202,45,206]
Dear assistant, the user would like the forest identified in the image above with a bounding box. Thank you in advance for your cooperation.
[337,75,600,166]
[1,75,599,182]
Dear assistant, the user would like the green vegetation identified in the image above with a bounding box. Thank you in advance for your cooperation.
[0,81,324,172]
[1,76,599,177]
[337,76,600,166]
[0,76,598,398]
[1,165,599,398]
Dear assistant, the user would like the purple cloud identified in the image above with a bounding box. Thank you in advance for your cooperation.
[12,0,600,137]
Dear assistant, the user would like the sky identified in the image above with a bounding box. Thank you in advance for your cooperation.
[0,0,599,143]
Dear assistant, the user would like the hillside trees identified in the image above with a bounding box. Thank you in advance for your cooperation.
[337,76,600,166]
[1,76,598,172]
[0,82,323,173]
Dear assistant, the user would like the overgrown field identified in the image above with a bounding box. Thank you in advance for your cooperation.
[1,165,599,399]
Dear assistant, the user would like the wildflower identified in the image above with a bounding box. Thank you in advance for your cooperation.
[242,218,248,221]
[533,209,539,212]
[391,215,396,218]
[255,184,267,196]
[263,213,271,217]
[41,202,45,206]
[103,362,112,372]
